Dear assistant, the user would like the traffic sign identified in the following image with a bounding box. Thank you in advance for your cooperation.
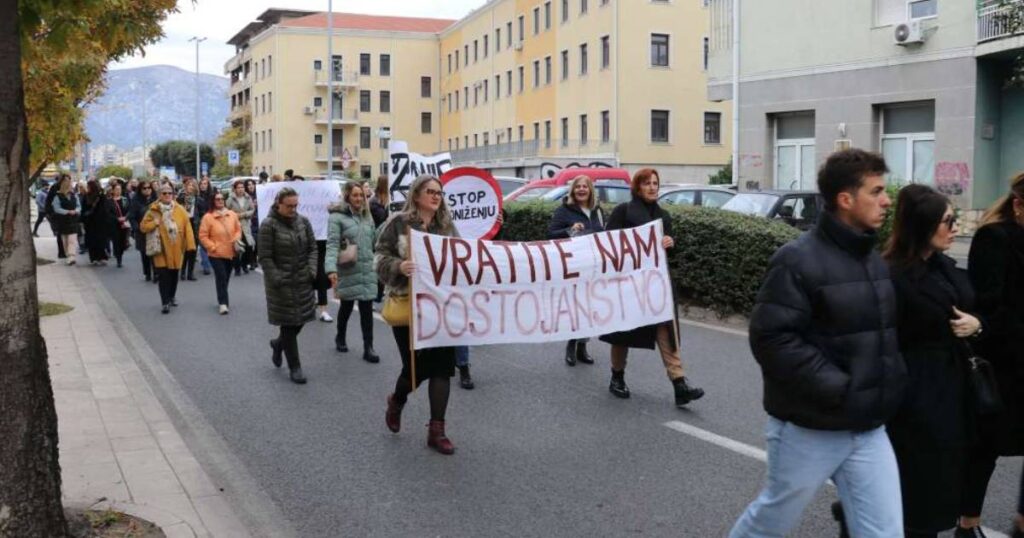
[227,150,240,166]
[201,162,209,175]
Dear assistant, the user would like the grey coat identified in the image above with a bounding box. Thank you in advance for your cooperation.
[325,202,378,301]
[226,194,256,247]
[258,210,317,326]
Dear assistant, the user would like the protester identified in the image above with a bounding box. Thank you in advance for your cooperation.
[882,185,983,537]
[729,149,905,537]
[376,174,459,455]
[270,173,283,183]
[259,170,269,183]
[43,179,66,258]
[284,169,294,181]
[128,180,157,282]
[177,178,201,281]
[126,179,138,201]
[107,183,131,268]
[199,192,242,315]
[76,181,87,254]
[314,224,333,323]
[33,181,49,237]
[226,181,255,275]
[50,174,80,265]
[598,168,704,406]
[370,175,390,228]
[961,173,1024,538]
[245,179,259,269]
[81,179,111,266]
[259,187,317,385]
[140,185,196,314]
[196,176,215,275]
[326,182,379,363]
[549,175,606,366]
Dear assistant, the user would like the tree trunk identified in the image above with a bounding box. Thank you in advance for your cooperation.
[0,0,69,536]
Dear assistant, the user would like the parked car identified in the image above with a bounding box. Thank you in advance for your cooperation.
[720,190,824,230]
[494,176,527,197]
[505,167,632,202]
[529,184,634,204]
[658,185,736,208]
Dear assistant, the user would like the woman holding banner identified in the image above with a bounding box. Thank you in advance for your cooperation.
[326,182,380,363]
[375,174,459,455]
[599,168,705,408]
[548,175,606,366]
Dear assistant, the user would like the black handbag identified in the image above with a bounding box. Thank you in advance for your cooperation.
[960,340,1004,416]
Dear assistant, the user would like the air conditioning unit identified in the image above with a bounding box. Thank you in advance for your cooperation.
[513,41,524,51]
[303,106,315,115]
[894,20,925,45]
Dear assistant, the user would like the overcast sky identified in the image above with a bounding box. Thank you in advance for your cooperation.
[112,0,483,77]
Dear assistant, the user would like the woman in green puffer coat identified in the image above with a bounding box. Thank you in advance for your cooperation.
[326,182,379,363]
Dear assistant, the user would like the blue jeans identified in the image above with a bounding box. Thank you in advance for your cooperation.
[729,418,903,538]
[198,244,211,271]
[455,346,469,368]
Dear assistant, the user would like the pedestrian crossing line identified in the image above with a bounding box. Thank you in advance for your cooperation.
[662,420,1010,538]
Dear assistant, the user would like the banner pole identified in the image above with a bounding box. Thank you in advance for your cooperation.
[407,225,417,391]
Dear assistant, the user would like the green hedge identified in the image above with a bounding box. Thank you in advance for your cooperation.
[503,200,800,316]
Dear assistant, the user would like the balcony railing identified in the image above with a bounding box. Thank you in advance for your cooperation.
[313,107,359,125]
[978,0,1023,42]
[314,144,360,161]
[449,139,617,163]
[314,69,360,87]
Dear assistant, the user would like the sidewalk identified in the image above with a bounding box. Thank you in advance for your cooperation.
[35,234,252,538]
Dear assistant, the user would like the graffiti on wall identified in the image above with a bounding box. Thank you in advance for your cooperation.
[739,153,764,169]
[539,161,613,179]
[935,162,971,197]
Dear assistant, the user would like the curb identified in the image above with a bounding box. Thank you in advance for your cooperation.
[66,499,198,538]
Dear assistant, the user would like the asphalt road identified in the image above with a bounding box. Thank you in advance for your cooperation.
[89,250,1021,537]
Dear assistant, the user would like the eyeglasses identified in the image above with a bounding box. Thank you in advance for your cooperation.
[424,188,444,198]
[160,191,173,196]
[280,203,299,209]
[943,214,958,230]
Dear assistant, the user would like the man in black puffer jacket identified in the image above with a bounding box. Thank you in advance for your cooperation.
[730,149,907,538]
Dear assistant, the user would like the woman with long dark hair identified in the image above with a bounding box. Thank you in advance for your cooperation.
[177,178,200,280]
[599,168,704,408]
[81,179,111,265]
[376,175,460,454]
[196,176,214,275]
[960,173,1024,538]
[226,181,255,275]
[107,183,131,268]
[245,179,259,270]
[882,185,982,537]
[199,192,242,314]
[129,180,158,281]
[260,187,317,385]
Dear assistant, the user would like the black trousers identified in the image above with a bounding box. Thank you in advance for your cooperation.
[33,211,47,234]
[139,251,152,279]
[336,300,373,348]
[112,229,129,264]
[278,324,304,369]
[209,257,232,306]
[55,234,66,259]
[315,240,329,306]
[157,268,179,306]
[180,250,196,278]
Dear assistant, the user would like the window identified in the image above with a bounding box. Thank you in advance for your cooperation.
[261,94,266,114]
[313,97,323,107]
[495,75,501,99]
[382,127,390,149]
[464,86,469,108]
[496,28,501,52]
[484,35,489,58]
[651,110,670,142]
[702,37,710,71]
[484,79,489,102]
[507,69,513,95]
[465,45,469,66]
[545,56,552,84]
[268,56,272,76]
[580,43,588,75]
[561,117,569,145]
[421,77,432,98]
[448,139,452,151]
[909,0,937,19]
[484,132,489,146]
[380,91,391,113]
[448,53,452,73]
[601,110,610,142]
[380,54,391,76]
[447,93,452,113]
[561,50,569,80]
[519,125,525,141]
[268,92,272,112]
[455,91,460,110]
[581,0,588,14]
[314,134,323,145]
[881,101,935,186]
[507,127,513,142]
[651,34,670,67]
[360,53,371,75]
[519,66,525,92]
[474,40,479,62]
[518,15,525,42]
[544,120,551,148]
[360,90,371,112]
[421,112,432,134]
[704,112,722,144]
[361,165,372,179]
[379,161,388,176]
[314,59,322,71]
[455,50,460,69]
[545,2,552,29]
[454,138,459,150]
[474,86,479,106]
[703,191,733,209]
[533,60,540,87]
[507,21,513,46]
[562,0,569,22]
[876,0,936,25]
[474,134,479,146]
[601,36,610,69]
[774,112,816,191]
[360,127,371,149]
[580,114,588,145]
[534,7,540,35]
[533,122,540,141]
[268,130,272,150]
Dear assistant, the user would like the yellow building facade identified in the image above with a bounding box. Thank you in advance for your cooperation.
[226,2,730,182]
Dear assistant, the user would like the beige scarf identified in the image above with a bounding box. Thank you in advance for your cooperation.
[160,202,179,242]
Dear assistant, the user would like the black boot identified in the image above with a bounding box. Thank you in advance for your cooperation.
[576,340,594,364]
[270,339,282,368]
[673,377,705,407]
[234,267,241,276]
[335,338,348,353]
[609,369,630,399]
[289,367,307,384]
[458,365,475,390]
[363,348,380,363]
[564,341,577,366]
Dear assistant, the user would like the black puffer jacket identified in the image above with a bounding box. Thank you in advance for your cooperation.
[258,209,318,326]
[750,211,906,431]
[547,198,606,239]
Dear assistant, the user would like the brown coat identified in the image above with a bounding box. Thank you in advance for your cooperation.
[199,210,242,260]
[139,202,196,270]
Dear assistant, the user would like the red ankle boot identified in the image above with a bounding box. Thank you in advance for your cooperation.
[427,420,455,455]
[385,394,404,433]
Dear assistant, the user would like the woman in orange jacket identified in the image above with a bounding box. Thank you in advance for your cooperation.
[140,184,197,314]
[198,192,242,314]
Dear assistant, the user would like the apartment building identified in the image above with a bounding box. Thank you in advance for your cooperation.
[225,1,730,182]
[707,0,1023,221]
[441,0,730,180]
[226,9,452,178]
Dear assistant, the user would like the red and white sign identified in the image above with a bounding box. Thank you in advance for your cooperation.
[410,221,674,349]
[440,167,503,240]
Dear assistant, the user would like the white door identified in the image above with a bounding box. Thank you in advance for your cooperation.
[775,139,815,191]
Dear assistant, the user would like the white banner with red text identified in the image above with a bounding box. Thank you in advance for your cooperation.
[410,221,674,349]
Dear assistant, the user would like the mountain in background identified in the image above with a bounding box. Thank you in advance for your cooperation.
[85,65,229,149]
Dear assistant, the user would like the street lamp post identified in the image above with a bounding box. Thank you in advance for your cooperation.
[189,36,207,181]
[326,0,334,182]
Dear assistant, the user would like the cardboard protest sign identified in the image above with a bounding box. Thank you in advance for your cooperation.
[440,167,503,240]
[410,221,674,349]
[256,181,341,240]
[388,140,453,202]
